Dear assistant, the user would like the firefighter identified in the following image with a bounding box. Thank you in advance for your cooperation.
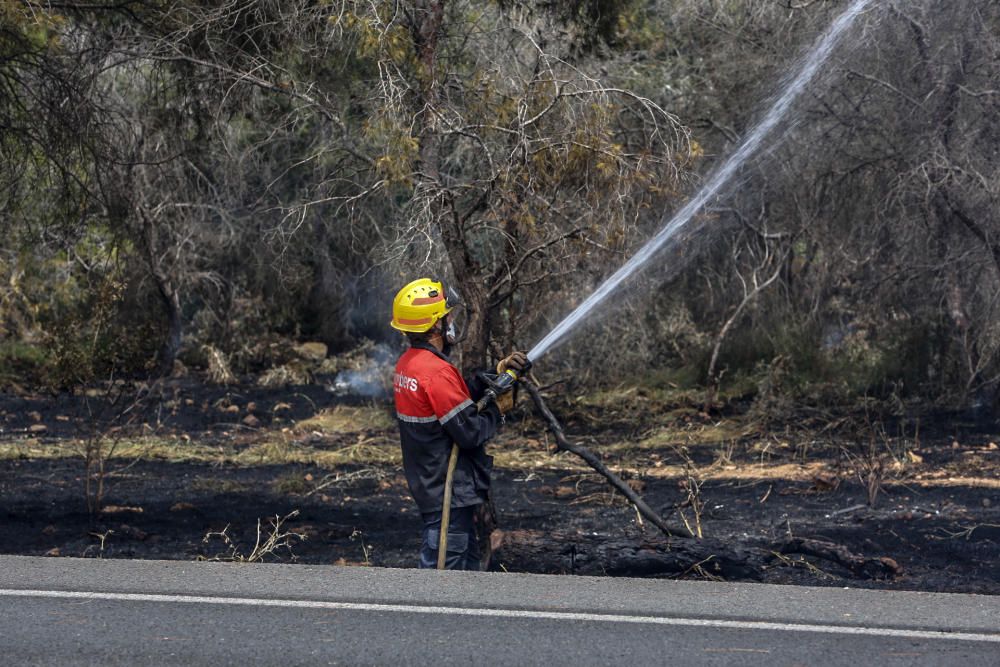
[390,278,527,570]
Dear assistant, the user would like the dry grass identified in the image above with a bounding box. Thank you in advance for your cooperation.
[0,402,399,469]
[271,472,311,495]
[909,474,1000,489]
[0,438,75,460]
[492,444,592,472]
[0,436,224,464]
[0,432,401,469]
[234,436,399,468]
[634,420,755,450]
[313,441,399,466]
[296,405,394,433]
[488,438,841,484]
[641,460,833,482]
[569,385,705,411]
[3,430,996,492]
[189,477,252,494]
[0,438,214,465]
[117,438,229,463]
[3,390,997,497]
[258,364,312,388]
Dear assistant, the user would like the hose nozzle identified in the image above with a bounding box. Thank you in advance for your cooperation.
[476,359,532,412]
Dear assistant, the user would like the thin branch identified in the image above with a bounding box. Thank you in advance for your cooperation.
[523,381,676,536]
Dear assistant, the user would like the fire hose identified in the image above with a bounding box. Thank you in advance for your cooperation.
[436,365,527,570]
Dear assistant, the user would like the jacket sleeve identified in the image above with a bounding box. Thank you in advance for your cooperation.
[427,366,501,450]
[464,369,492,402]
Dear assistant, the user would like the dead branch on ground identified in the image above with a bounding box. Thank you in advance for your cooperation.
[523,380,678,536]
[493,530,901,580]
[200,510,305,563]
[777,538,901,579]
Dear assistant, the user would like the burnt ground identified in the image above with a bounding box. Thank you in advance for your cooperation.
[0,379,998,594]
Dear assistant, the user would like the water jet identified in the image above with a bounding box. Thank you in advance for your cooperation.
[528,0,877,363]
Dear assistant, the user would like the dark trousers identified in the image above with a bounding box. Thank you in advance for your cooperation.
[419,505,481,570]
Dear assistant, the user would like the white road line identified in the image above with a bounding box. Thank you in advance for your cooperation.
[2,588,998,644]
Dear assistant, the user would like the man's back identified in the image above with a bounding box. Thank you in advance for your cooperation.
[394,344,496,515]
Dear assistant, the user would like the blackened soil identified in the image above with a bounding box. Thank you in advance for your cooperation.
[0,377,346,438]
[0,383,998,594]
[2,458,998,593]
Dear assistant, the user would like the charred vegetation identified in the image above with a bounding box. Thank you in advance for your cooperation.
[0,1,998,592]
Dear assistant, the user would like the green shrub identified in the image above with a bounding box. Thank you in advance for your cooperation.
[0,341,50,387]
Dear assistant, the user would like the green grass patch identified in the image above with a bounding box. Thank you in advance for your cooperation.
[0,340,50,386]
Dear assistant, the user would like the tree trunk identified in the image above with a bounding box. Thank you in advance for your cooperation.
[304,219,351,351]
[139,208,182,377]
[454,273,489,371]
[410,1,490,371]
[154,278,183,377]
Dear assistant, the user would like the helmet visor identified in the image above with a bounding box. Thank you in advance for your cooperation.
[442,283,466,343]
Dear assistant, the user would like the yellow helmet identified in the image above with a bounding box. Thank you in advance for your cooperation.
[390,278,453,333]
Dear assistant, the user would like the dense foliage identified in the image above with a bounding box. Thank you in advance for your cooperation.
[1,0,998,411]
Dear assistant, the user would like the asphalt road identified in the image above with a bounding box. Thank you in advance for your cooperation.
[0,555,997,666]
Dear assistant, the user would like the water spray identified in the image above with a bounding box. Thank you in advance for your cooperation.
[445,0,877,560]
[527,0,876,364]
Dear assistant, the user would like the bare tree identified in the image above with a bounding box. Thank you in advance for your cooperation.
[324,1,689,369]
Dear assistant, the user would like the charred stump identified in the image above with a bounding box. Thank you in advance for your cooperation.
[493,530,760,579]
[492,530,901,581]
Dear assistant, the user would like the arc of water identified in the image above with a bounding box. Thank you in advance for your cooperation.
[528,0,875,362]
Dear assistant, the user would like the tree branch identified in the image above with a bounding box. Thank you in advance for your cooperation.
[523,381,676,536]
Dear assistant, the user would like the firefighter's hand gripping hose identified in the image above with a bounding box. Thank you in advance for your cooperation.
[474,355,531,413]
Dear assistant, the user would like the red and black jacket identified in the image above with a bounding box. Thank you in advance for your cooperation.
[393,342,500,515]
